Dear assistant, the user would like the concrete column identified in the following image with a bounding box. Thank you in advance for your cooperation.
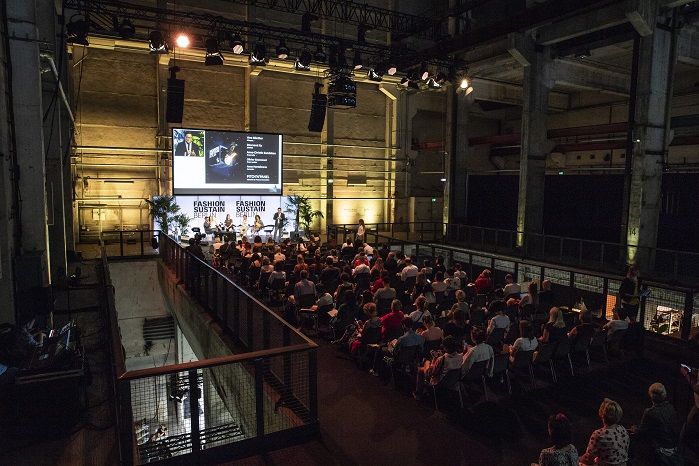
[245,68,260,132]
[450,89,475,223]
[625,26,673,269]
[509,33,554,245]
[8,0,50,282]
[323,89,334,228]
[380,85,400,226]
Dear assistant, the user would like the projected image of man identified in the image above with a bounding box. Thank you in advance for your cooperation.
[175,132,202,157]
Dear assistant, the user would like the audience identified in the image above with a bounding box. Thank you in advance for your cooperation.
[579,398,629,465]
[532,413,578,466]
[414,335,462,400]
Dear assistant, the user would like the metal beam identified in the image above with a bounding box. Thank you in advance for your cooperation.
[470,78,571,111]
[554,59,631,95]
[677,24,699,65]
[537,2,630,45]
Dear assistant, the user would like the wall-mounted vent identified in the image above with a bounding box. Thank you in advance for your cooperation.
[143,316,175,341]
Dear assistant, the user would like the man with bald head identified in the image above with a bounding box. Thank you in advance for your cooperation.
[629,382,680,464]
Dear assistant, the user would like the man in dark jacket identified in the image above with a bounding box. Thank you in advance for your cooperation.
[629,382,681,465]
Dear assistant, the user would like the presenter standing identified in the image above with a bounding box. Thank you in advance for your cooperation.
[175,132,202,157]
[272,208,285,243]
[356,219,365,242]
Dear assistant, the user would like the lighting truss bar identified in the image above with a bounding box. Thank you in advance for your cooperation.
[63,0,457,70]
[215,0,445,40]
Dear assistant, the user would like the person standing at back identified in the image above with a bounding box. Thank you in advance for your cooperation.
[356,219,365,242]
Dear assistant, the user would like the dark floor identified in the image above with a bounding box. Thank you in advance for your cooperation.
[2,257,697,466]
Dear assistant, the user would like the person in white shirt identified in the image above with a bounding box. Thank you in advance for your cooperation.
[353,261,370,277]
[503,274,521,296]
[462,327,494,376]
[417,315,443,342]
[445,267,461,291]
[399,257,418,281]
[409,296,432,323]
[603,307,629,339]
[454,263,468,283]
[487,306,511,335]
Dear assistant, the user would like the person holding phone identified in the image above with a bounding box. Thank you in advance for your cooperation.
[619,264,641,321]
[413,335,461,400]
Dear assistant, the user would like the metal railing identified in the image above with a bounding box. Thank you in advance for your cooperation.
[101,231,318,465]
[327,224,699,341]
[327,222,699,284]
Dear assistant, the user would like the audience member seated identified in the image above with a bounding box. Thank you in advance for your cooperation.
[538,307,568,345]
[293,269,316,302]
[382,316,424,358]
[462,327,494,376]
[332,291,359,335]
[487,305,510,335]
[373,273,396,302]
[579,398,629,466]
[538,279,556,309]
[13,313,45,363]
[443,307,469,343]
[603,307,629,339]
[410,272,428,302]
[503,273,522,297]
[431,272,448,294]
[414,335,462,400]
[504,321,538,363]
[384,252,398,274]
[454,262,468,284]
[520,281,539,311]
[273,246,286,263]
[474,269,493,295]
[420,260,433,280]
[417,315,443,342]
[370,257,384,281]
[408,296,431,324]
[628,382,680,465]
[343,303,382,354]
[380,299,405,338]
[398,256,418,281]
[568,309,597,342]
[334,273,354,303]
[444,268,461,291]
[531,413,578,466]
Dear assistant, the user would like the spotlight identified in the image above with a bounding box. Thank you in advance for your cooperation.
[435,72,447,85]
[175,34,190,48]
[276,40,289,59]
[464,86,474,95]
[230,34,244,54]
[419,63,429,81]
[295,49,313,71]
[313,45,326,62]
[66,15,90,46]
[149,31,169,54]
[367,68,383,82]
[205,38,224,66]
[399,77,409,87]
[460,77,469,89]
[250,42,267,65]
[387,63,397,76]
[408,81,419,90]
[427,78,441,89]
[353,50,363,70]
[113,18,135,40]
[302,13,318,33]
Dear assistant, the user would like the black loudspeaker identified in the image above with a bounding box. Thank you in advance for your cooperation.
[308,92,327,132]
[166,77,185,123]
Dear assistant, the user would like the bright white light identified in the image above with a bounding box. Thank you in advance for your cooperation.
[460,78,469,89]
[176,34,190,48]
[387,65,397,75]
[464,86,474,96]
[232,44,244,54]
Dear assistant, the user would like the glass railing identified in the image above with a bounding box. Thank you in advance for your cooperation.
[100,232,318,464]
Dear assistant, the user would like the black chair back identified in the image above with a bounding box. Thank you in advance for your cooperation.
[589,329,608,348]
[383,325,404,342]
[511,350,534,369]
[532,342,556,365]
[297,293,316,309]
[572,335,592,354]
[472,294,487,309]
[462,359,488,383]
[470,308,485,327]
[491,353,509,377]
[377,298,393,315]
[486,327,506,348]
[270,278,286,291]
[554,338,573,359]
[362,326,382,345]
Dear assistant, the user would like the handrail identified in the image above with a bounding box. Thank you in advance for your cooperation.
[100,241,128,376]
[118,344,314,381]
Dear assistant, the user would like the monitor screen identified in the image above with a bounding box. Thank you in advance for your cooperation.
[172,128,282,195]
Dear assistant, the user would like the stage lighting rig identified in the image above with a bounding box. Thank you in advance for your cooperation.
[205,38,224,66]
[230,34,244,54]
[66,15,90,46]
[327,69,357,109]
[148,30,169,54]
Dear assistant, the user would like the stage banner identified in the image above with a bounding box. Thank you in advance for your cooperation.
[175,195,286,234]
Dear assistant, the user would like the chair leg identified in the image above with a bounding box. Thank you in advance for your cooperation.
[585,349,591,368]
[568,354,574,376]
[433,387,438,411]
[529,365,535,389]
[550,360,557,383]
[458,384,464,409]
[602,344,608,363]
[481,375,488,402]
[506,370,512,395]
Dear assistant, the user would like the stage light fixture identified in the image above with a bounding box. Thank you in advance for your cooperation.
[295,49,313,71]
[408,81,419,90]
[149,31,169,54]
[460,77,469,89]
[328,74,357,109]
[276,40,289,59]
[313,45,326,62]
[435,72,447,85]
[230,34,244,54]
[399,77,409,87]
[113,18,135,40]
[66,15,90,46]
[367,68,383,82]
[464,86,474,95]
[387,63,397,76]
[175,33,190,48]
[353,50,363,70]
[205,38,224,66]
[427,78,440,89]
[250,42,267,65]
[419,63,429,81]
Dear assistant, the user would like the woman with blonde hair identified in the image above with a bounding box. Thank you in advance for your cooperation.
[579,398,629,465]
[538,307,567,344]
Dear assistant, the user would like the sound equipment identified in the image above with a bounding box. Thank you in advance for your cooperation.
[166,77,185,123]
[308,87,327,132]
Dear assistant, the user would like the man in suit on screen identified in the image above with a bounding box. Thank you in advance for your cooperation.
[175,132,202,157]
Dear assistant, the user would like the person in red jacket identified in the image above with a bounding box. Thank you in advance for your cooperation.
[474,269,493,295]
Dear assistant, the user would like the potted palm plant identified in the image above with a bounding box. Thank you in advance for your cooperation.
[145,195,190,236]
[285,194,324,239]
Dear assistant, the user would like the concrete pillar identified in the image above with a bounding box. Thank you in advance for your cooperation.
[8,0,51,287]
[380,85,400,227]
[323,91,334,228]
[509,33,554,245]
[625,26,673,269]
[245,68,260,132]
[450,90,475,223]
